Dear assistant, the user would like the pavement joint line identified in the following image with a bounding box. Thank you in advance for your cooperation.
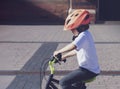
[0,41,120,44]
[0,70,120,76]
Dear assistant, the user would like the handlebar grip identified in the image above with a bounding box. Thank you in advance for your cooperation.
[55,53,62,61]
[50,53,67,64]
[56,53,67,63]
[63,59,66,63]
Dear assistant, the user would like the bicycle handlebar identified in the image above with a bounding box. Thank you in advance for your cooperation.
[49,53,66,74]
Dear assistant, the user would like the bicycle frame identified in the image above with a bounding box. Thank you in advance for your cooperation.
[43,56,96,89]
[45,58,59,89]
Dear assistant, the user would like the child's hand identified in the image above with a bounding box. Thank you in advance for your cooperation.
[53,53,66,63]
[53,51,60,57]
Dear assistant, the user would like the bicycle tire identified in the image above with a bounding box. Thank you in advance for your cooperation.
[41,66,59,89]
[40,59,50,89]
[42,74,51,89]
[40,59,59,89]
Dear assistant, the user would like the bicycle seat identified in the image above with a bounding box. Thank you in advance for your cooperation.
[83,77,96,83]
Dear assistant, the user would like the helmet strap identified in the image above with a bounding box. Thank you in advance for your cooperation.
[72,35,78,41]
[72,25,89,41]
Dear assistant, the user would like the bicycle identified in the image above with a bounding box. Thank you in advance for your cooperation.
[40,53,96,89]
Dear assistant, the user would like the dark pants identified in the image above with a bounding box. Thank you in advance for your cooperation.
[59,67,98,89]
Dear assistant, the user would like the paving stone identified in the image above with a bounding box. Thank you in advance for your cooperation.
[0,25,120,89]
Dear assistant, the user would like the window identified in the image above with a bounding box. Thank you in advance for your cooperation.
[97,0,120,21]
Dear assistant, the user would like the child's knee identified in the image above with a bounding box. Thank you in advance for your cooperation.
[59,78,69,87]
[59,78,65,86]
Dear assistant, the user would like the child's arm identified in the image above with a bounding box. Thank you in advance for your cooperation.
[54,43,76,56]
[62,49,76,61]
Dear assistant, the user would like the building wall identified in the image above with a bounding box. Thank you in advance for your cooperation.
[0,0,96,25]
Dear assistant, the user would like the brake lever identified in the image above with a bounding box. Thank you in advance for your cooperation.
[50,56,61,65]
[50,53,66,64]
[55,57,61,65]
[63,59,66,63]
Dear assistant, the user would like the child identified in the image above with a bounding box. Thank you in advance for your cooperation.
[54,9,100,89]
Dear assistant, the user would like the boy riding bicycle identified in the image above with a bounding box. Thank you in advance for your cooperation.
[53,9,100,89]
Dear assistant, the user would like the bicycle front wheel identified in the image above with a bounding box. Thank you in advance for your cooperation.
[40,59,59,89]
[41,73,59,89]
[40,59,50,89]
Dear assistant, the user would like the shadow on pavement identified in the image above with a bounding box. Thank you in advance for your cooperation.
[6,42,58,89]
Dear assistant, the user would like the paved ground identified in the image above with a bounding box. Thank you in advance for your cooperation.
[0,24,120,89]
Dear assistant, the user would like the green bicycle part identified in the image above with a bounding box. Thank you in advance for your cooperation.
[84,77,96,83]
[49,59,55,74]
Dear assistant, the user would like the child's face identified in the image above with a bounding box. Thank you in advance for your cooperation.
[71,29,79,36]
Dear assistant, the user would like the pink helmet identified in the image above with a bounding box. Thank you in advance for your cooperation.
[64,9,91,31]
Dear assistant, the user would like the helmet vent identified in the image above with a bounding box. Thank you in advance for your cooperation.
[75,13,79,16]
[66,19,71,25]
[84,15,90,20]
[70,14,74,17]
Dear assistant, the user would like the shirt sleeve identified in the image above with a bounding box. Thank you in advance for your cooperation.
[72,33,86,50]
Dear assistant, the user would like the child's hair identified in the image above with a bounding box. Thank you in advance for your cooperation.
[76,24,89,33]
